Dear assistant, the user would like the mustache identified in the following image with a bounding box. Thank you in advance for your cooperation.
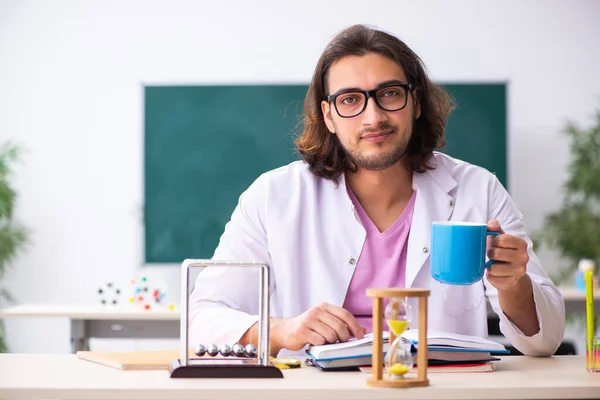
[358,123,397,136]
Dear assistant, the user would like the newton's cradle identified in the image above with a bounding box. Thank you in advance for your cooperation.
[169,260,283,378]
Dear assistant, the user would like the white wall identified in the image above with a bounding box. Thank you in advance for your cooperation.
[0,0,599,353]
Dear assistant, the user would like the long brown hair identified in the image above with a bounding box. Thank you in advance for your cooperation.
[295,24,454,182]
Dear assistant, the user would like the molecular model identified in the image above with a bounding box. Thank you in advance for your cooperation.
[97,281,123,306]
[128,275,175,311]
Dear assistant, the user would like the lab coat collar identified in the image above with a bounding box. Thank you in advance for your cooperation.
[336,156,457,288]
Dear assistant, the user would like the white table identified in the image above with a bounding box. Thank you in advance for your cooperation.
[0,354,598,399]
[483,286,598,317]
[558,286,600,311]
[558,287,598,301]
[0,305,179,353]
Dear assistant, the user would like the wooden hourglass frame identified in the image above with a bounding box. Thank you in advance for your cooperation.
[366,288,430,388]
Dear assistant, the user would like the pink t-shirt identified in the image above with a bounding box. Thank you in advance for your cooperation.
[342,187,416,333]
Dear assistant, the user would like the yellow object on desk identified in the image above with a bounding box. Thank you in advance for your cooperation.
[388,363,410,376]
[586,270,598,372]
[270,357,302,369]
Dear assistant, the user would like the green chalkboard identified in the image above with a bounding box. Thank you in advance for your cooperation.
[444,84,507,185]
[144,83,506,263]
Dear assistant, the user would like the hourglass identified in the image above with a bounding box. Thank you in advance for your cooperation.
[366,288,430,388]
[384,297,413,378]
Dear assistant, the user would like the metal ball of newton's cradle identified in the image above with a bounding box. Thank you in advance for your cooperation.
[245,344,257,358]
[207,344,219,357]
[232,343,245,357]
[219,344,232,357]
[194,344,206,357]
[195,343,254,357]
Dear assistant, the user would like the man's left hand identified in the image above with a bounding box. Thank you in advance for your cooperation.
[485,219,529,291]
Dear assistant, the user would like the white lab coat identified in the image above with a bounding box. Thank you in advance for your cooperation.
[189,152,565,357]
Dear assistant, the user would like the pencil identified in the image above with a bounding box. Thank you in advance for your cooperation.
[585,270,594,371]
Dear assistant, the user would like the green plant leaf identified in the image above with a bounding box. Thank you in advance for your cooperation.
[563,115,600,199]
[0,143,21,180]
[535,107,600,283]
[542,201,600,259]
[0,181,15,220]
[0,286,14,305]
[0,321,6,353]
[0,143,21,220]
[0,224,29,278]
[0,142,27,353]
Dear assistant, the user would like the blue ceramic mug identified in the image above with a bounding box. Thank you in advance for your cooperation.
[430,221,499,285]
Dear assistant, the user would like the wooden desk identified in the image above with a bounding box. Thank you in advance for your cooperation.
[0,355,598,399]
[0,305,179,353]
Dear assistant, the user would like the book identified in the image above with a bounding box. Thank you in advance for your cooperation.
[427,350,500,363]
[77,349,195,370]
[309,355,372,370]
[307,332,390,361]
[305,329,508,370]
[308,349,499,370]
[307,330,507,361]
[401,329,509,353]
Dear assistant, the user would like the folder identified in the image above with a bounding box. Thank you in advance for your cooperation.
[77,349,195,370]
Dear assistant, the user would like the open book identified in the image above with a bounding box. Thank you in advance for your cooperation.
[307,332,390,361]
[306,329,507,370]
[402,329,509,352]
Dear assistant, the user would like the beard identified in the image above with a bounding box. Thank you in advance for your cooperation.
[342,122,412,171]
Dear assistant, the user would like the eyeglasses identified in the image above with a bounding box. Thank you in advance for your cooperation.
[326,83,413,118]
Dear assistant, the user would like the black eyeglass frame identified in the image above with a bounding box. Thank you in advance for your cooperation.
[326,83,414,118]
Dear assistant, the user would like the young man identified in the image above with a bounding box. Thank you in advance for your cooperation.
[189,25,565,357]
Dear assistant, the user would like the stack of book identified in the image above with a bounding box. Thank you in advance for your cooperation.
[306,329,509,372]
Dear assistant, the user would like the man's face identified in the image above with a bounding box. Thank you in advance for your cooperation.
[322,52,420,171]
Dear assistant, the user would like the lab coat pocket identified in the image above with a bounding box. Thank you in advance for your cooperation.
[440,282,485,319]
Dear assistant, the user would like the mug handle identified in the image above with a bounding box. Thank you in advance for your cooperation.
[484,231,500,268]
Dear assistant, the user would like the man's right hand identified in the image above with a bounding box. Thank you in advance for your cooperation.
[272,302,366,352]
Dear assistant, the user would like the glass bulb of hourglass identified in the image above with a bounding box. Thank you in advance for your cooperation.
[384,297,413,378]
